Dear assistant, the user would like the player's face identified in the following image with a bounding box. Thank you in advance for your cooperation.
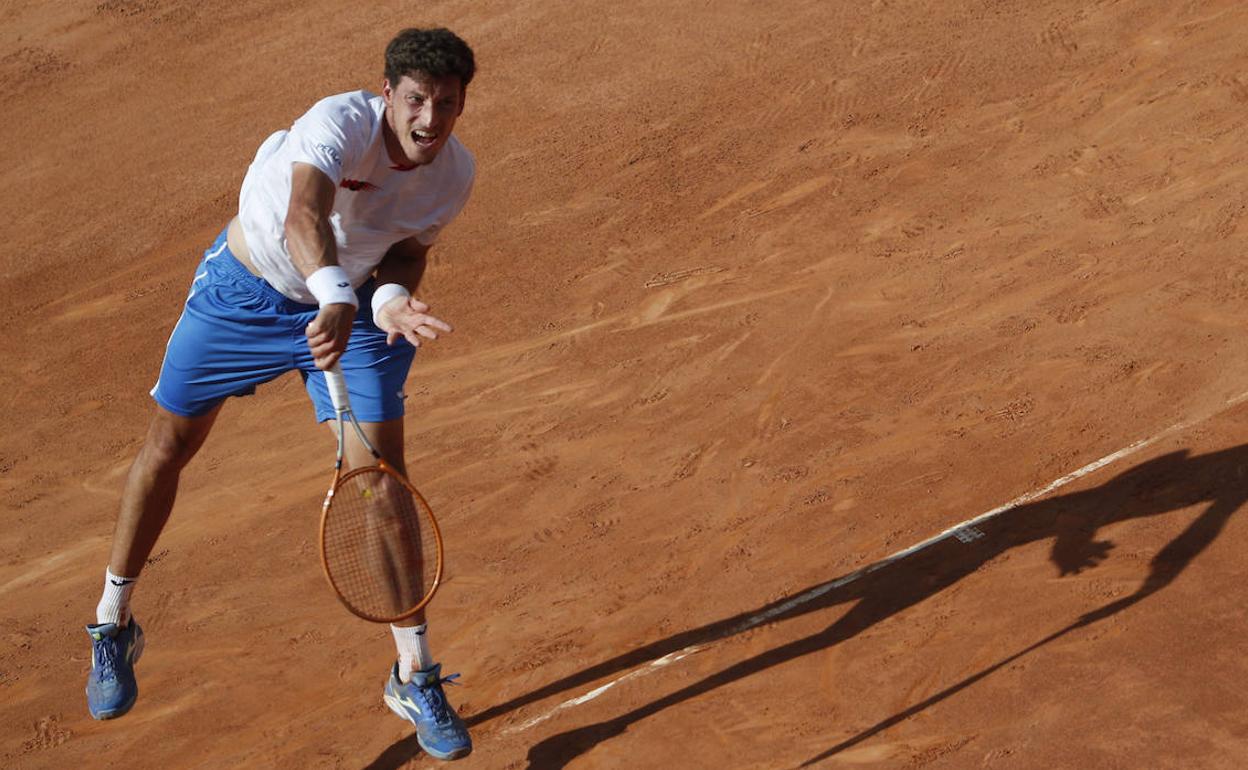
[382,74,464,168]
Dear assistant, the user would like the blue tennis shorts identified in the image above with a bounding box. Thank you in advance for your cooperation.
[151,228,417,422]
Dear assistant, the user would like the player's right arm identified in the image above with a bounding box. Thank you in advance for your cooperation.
[288,161,355,370]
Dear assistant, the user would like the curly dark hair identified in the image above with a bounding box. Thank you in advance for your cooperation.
[384,28,476,88]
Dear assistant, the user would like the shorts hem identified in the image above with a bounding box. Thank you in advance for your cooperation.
[315,406,407,424]
[151,392,223,419]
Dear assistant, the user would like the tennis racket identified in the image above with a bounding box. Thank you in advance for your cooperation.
[319,364,444,622]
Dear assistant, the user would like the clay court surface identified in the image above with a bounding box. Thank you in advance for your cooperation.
[6,0,1248,767]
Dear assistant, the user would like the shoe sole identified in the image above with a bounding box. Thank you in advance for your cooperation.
[88,692,137,720]
[384,691,472,761]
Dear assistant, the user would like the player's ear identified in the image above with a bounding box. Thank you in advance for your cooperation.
[457,86,466,116]
[382,79,394,104]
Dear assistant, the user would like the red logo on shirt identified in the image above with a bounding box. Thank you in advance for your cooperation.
[340,179,378,192]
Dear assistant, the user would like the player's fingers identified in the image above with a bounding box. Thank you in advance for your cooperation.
[404,328,424,348]
[312,345,341,369]
[414,314,453,333]
[308,333,347,356]
[407,299,430,313]
[415,325,440,340]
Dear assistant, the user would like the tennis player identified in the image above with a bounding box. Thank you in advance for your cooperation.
[84,27,475,760]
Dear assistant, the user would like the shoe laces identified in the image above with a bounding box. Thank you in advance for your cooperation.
[92,637,118,681]
[416,672,462,725]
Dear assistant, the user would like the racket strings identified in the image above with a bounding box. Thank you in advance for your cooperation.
[322,468,440,620]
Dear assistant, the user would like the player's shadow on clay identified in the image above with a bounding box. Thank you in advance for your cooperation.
[447,443,1247,770]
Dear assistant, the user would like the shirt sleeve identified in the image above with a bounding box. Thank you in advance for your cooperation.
[285,93,374,186]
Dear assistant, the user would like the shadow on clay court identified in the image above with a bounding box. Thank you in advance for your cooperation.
[518,444,1248,769]
[361,444,1248,769]
[363,733,423,770]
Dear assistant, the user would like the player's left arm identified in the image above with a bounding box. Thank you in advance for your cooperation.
[372,236,454,347]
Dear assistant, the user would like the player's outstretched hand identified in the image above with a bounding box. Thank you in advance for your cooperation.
[306,303,357,370]
[375,296,453,348]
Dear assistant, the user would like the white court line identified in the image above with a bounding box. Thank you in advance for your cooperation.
[505,389,1248,734]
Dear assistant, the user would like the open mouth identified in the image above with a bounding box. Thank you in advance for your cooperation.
[411,129,438,147]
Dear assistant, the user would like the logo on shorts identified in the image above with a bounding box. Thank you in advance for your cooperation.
[341,178,379,192]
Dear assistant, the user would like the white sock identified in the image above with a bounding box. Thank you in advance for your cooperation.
[391,623,433,682]
[96,568,138,626]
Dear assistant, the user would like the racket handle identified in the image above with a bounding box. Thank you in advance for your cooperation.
[325,364,351,413]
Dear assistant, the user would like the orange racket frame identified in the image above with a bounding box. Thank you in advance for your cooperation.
[319,365,445,622]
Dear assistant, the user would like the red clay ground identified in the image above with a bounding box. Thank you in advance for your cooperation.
[5,1,1248,767]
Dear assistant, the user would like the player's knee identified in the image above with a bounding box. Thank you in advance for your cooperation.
[139,415,214,471]
[138,431,199,472]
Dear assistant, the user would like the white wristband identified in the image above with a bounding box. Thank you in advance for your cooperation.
[306,266,358,308]
[371,282,411,319]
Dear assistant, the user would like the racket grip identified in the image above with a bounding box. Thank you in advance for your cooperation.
[325,365,351,413]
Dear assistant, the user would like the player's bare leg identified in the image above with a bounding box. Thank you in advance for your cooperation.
[331,416,472,758]
[87,403,221,720]
[337,414,407,473]
[327,416,428,623]
[110,404,222,576]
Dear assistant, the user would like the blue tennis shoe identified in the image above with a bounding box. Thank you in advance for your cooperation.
[85,620,144,720]
[383,662,472,760]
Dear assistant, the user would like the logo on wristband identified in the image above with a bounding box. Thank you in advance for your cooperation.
[307,266,359,308]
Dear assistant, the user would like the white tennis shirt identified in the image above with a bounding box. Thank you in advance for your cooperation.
[238,90,475,304]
